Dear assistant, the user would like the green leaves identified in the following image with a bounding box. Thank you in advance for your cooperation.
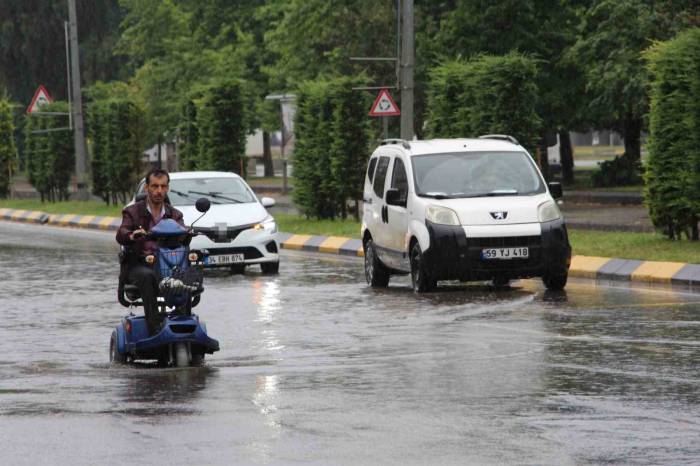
[293,77,371,219]
[0,98,18,198]
[426,53,542,153]
[24,102,74,202]
[644,28,700,240]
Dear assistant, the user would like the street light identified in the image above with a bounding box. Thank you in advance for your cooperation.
[264,93,296,194]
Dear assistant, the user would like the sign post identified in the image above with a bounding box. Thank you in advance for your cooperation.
[369,89,400,139]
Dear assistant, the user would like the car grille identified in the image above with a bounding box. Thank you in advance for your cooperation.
[195,224,256,243]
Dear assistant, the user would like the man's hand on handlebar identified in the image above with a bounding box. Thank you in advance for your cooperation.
[130,228,147,241]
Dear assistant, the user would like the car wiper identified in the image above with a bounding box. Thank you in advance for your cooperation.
[169,189,197,200]
[187,190,244,203]
[485,189,519,196]
[420,192,451,199]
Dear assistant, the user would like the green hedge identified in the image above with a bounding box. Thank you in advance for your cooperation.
[293,77,371,219]
[645,28,700,240]
[179,80,248,175]
[425,53,541,154]
[87,98,145,204]
[24,102,74,201]
[0,98,17,198]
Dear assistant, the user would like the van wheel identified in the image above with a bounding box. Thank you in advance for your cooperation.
[543,271,568,290]
[410,243,436,292]
[364,239,390,287]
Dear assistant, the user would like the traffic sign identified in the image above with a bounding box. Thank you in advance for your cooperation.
[27,85,53,114]
[369,89,400,116]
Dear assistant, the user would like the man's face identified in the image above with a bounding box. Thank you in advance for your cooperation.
[146,174,169,205]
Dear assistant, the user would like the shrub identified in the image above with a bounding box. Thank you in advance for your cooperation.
[645,28,700,240]
[0,98,18,198]
[425,52,542,154]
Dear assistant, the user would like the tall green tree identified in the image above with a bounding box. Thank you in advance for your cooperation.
[568,0,700,163]
[644,28,700,241]
[0,97,18,198]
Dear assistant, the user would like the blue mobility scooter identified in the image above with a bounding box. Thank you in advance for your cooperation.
[111,197,220,367]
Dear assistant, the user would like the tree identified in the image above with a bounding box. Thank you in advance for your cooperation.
[0,97,18,198]
[644,28,700,241]
[430,0,587,180]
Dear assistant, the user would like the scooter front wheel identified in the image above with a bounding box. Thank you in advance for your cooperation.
[174,342,190,367]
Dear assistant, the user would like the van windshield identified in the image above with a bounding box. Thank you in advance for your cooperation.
[412,151,545,198]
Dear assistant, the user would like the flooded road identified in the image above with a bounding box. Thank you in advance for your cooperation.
[1,220,700,465]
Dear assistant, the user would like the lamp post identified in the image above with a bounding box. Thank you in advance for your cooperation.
[264,94,296,194]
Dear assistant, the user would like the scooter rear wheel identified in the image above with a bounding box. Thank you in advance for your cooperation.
[110,330,127,364]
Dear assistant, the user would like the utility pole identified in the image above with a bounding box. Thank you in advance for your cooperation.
[67,0,88,199]
[400,0,414,140]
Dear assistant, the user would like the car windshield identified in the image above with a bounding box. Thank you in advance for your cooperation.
[167,177,257,206]
[412,151,545,198]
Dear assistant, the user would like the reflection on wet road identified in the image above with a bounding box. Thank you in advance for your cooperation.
[1,221,700,465]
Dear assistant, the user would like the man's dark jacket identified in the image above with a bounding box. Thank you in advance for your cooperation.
[116,200,186,278]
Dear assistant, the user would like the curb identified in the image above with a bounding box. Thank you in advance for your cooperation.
[2,210,698,290]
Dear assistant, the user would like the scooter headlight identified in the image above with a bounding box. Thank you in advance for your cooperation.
[426,205,460,226]
[538,200,561,222]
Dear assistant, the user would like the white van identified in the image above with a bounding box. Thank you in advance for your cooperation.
[361,136,571,292]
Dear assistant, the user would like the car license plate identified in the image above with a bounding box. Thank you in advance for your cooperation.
[481,247,529,260]
[207,253,245,265]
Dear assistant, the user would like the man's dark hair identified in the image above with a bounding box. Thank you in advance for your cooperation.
[145,167,170,185]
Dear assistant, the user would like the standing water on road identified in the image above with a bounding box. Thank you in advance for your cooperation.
[1,221,700,465]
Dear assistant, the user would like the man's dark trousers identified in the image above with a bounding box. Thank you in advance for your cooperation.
[128,265,161,335]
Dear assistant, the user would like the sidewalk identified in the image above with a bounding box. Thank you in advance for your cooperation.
[1,206,698,291]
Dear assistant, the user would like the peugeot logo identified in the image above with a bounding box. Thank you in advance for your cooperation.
[490,211,508,220]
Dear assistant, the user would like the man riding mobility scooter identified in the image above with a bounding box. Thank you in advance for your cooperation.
[111,197,220,367]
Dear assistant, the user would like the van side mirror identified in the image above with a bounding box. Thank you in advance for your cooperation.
[135,192,147,203]
[386,188,406,207]
[548,181,563,200]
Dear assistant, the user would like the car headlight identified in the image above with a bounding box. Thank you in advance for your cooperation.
[254,216,277,233]
[426,205,460,226]
[538,200,561,222]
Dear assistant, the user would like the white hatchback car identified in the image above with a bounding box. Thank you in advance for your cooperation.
[361,136,571,292]
[133,171,280,274]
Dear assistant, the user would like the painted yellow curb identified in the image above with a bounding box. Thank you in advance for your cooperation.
[631,261,687,284]
[318,236,349,254]
[77,215,96,226]
[569,255,611,278]
[99,217,118,229]
[25,211,45,222]
[282,234,313,250]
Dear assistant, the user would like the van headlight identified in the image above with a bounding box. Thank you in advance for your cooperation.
[426,205,460,226]
[254,216,277,233]
[538,200,561,222]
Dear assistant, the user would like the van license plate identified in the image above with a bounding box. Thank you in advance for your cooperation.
[207,253,245,265]
[481,247,529,260]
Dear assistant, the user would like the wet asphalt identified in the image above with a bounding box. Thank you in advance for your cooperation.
[1,221,700,465]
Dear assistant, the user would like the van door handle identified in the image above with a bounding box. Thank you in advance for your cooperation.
[363,197,372,204]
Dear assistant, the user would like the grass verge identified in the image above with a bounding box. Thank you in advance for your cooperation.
[2,201,697,263]
[0,199,123,217]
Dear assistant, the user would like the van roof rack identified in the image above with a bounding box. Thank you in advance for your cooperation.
[380,138,411,149]
[478,134,519,145]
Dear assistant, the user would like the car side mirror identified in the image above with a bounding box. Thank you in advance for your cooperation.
[195,197,211,213]
[386,188,406,207]
[260,197,276,208]
[135,192,147,203]
[548,181,563,200]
